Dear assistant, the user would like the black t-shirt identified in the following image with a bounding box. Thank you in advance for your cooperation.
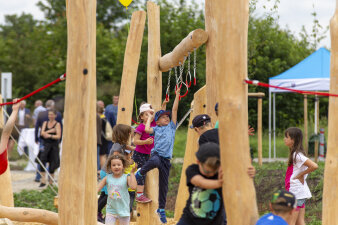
[181,164,223,225]
[198,128,219,146]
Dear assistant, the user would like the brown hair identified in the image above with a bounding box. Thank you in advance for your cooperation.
[48,109,57,115]
[203,157,220,171]
[104,154,130,173]
[271,203,293,214]
[112,124,132,145]
[285,127,306,167]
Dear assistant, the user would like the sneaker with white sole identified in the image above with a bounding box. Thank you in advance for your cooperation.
[156,209,167,224]
[135,194,152,203]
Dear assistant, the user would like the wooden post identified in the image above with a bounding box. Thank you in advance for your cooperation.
[323,2,338,223]
[116,11,146,125]
[0,95,14,207]
[257,97,263,166]
[314,96,319,162]
[304,94,308,154]
[159,29,208,72]
[58,0,97,224]
[136,2,160,225]
[174,86,207,221]
[207,0,259,224]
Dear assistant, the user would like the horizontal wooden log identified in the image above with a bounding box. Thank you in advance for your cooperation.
[159,29,208,72]
[248,92,265,98]
[0,205,105,225]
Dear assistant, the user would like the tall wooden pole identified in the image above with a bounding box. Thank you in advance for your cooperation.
[174,86,207,221]
[257,97,263,166]
[304,94,308,154]
[322,2,338,223]
[117,11,146,125]
[207,0,259,224]
[136,2,161,225]
[58,0,97,224]
[0,95,14,207]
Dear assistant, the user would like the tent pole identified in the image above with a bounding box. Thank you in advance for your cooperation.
[269,90,271,161]
[273,93,276,159]
[304,94,308,154]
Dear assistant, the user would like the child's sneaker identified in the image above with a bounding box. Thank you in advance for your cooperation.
[136,194,152,203]
[97,212,105,223]
[156,209,167,224]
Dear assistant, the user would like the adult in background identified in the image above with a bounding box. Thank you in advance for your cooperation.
[97,101,109,170]
[32,100,46,125]
[105,95,118,150]
[8,100,31,155]
[34,99,62,182]
[39,109,61,187]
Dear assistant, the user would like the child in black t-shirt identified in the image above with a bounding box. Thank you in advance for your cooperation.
[177,142,223,225]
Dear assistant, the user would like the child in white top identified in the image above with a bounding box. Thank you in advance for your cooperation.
[283,127,318,225]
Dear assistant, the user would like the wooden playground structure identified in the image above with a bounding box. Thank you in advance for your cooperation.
[0,0,338,224]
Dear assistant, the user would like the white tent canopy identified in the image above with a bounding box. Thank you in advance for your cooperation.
[268,47,330,159]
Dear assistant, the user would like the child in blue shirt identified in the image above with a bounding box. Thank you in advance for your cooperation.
[135,88,181,223]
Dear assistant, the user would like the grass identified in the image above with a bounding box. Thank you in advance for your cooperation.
[173,127,188,158]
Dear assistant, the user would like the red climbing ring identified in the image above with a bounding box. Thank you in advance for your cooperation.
[165,94,170,101]
[193,77,197,86]
[186,80,192,88]
[175,83,189,100]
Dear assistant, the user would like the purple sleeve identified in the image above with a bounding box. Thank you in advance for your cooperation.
[135,124,144,135]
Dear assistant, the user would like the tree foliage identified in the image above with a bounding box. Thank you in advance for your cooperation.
[0,0,322,129]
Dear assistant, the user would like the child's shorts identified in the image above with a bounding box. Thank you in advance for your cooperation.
[296,198,306,210]
[105,213,130,225]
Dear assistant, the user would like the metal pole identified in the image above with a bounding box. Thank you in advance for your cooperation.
[273,93,276,159]
[268,90,271,161]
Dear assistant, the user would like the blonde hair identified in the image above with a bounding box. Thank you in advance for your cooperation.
[203,157,220,171]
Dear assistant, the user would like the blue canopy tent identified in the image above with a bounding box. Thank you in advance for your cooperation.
[268,47,330,159]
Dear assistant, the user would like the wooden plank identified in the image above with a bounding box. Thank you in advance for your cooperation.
[174,86,207,221]
[248,92,265,98]
[116,11,146,125]
[322,4,338,222]
[0,95,14,207]
[206,0,259,224]
[137,2,161,225]
[159,29,208,72]
[257,97,263,166]
[58,0,97,224]
[304,95,308,154]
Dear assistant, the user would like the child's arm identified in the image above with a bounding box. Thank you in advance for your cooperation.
[161,99,169,110]
[247,166,256,178]
[97,176,107,193]
[190,169,223,189]
[134,133,153,146]
[171,88,180,124]
[126,145,136,151]
[127,164,137,190]
[0,99,20,155]
[294,159,318,184]
[144,112,154,134]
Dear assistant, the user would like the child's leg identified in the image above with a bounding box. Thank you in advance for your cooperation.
[117,216,130,225]
[105,213,118,225]
[129,191,135,213]
[98,192,108,213]
[158,158,171,209]
[136,153,161,185]
[295,208,306,225]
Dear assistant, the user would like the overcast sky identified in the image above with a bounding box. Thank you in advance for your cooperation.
[0,0,335,47]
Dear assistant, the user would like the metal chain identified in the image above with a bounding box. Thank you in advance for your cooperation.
[193,48,197,85]
[166,69,172,100]
[186,53,192,87]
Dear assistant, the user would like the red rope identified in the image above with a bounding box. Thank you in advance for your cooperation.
[245,79,338,97]
[0,73,66,106]
[131,118,140,125]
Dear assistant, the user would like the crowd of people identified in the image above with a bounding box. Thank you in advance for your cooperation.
[0,91,318,225]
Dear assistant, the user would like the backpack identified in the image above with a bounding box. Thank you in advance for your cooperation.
[101,117,113,141]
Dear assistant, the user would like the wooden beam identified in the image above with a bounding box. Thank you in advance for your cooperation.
[322,3,338,222]
[58,0,97,224]
[0,95,14,207]
[248,92,265,98]
[116,11,146,125]
[257,97,263,166]
[0,205,105,225]
[174,86,207,221]
[304,95,308,154]
[0,205,58,225]
[137,2,161,225]
[207,0,259,224]
[159,29,208,72]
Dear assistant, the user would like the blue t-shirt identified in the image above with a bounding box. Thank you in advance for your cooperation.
[152,121,176,159]
[256,213,288,225]
[100,170,108,195]
[105,104,117,128]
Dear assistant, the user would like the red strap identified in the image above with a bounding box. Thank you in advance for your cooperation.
[0,73,66,106]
